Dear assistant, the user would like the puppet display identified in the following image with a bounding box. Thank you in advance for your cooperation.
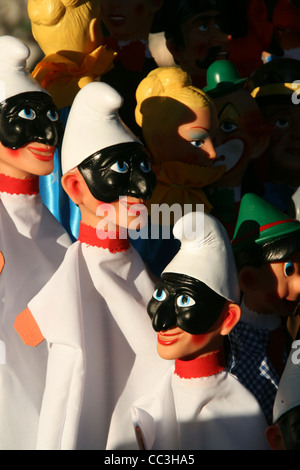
[265,339,300,450]
[14,81,171,450]
[203,60,271,237]
[248,58,300,215]
[132,65,226,277]
[163,0,230,88]
[131,211,269,450]
[229,192,300,425]
[0,35,71,450]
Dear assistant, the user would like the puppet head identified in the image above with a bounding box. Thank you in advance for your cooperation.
[164,0,230,87]
[232,193,300,317]
[249,58,300,186]
[28,0,103,56]
[0,36,63,179]
[61,81,156,229]
[147,211,241,360]
[266,341,300,450]
[204,60,270,188]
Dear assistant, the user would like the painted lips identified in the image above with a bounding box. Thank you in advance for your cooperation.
[157,331,181,346]
[28,145,56,161]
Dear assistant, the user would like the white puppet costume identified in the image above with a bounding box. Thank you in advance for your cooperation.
[0,36,71,450]
[131,212,269,450]
[15,81,171,450]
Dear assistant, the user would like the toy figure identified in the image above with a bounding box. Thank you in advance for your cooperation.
[265,339,300,450]
[229,192,300,425]
[203,60,271,237]
[0,35,71,450]
[132,65,226,277]
[131,211,269,450]
[248,58,300,214]
[100,0,165,137]
[163,0,230,88]
[14,81,171,450]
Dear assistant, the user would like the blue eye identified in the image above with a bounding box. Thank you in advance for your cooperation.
[18,107,36,120]
[111,161,129,173]
[153,288,167,302]
[47,109,59,121]
[140,161,151,173]
[191,139,204,148]
[220,121,237,133]
[284,261,295,277]
[176,294,195,307]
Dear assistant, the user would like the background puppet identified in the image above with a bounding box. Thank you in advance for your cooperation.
[203,60,271,238]
[230,192,300,425]
[0,35,71,450]
[131,211,269,450]
[15,81,171,450]
[132,65,225,278]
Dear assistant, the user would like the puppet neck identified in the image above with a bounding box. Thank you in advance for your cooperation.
[174,349,226,379]
[78,222,130,253]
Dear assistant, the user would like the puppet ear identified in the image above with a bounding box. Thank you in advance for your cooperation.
[220,302,241,336]
[238,265,259,292]
[165,38,182,63]
[61,169,85,205]
[265,424,286,450]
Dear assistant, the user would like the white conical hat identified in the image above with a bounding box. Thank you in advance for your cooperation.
[61,81,140,174]
[163,211,241,304]
[273,340,300,423]
[0,35,46,103]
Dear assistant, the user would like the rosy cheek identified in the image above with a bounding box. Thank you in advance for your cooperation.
[134,3,146,16]
[4,148,21,158]
[191,333,210,346]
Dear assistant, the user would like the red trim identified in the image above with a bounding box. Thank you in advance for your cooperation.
[232,219,295,245]
[0,174,39,195]
[174,349,226,379]
[78,222,130,253]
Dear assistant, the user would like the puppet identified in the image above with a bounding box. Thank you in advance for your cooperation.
[249,58,300,215]
[203,60,271,237]
[229,192,300,425]
[163,0,230,88]
[0,35,71,450]
[14,81,171,450]
[132,65,226,277]
[265,339,300,450]
[131,211,269,450]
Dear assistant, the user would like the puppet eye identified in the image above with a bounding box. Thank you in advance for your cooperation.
[18,107,36,120]
[284,261,295,277]
[176,294,195,307]
[153,288,167,302]
[140,161,152,173]
[191,139,205,148]
[47,109,59,122]
[274,118,289,129]
[220,121,237,133]
[111,161,129,173]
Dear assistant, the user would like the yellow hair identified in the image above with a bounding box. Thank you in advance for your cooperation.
[28,0,102,55]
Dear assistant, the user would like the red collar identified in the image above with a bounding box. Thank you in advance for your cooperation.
[78,222,130,253]
[0,174,39,195]
[174,349,226,379]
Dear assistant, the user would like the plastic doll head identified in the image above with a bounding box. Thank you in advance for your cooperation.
[61,81,156,229]
[28,0,103,56]
[0,36,63,178]
[249,58,300,186]
[100,0,164,41]
[135,66,218,167]
[203,61,271,188]
[164,0,230,85]
[232,193,300,317]
[147,211,241,359]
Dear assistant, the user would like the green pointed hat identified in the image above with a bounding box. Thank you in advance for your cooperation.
[232,193,300,258]
[203,60,247,98]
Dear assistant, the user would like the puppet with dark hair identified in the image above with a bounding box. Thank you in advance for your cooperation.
[229,192,300,425]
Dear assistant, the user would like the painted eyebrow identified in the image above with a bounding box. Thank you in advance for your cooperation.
[189,126,209,131]
[191,14,221,25]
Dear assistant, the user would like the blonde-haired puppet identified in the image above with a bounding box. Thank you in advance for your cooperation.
[29,0,115,109]
[133,66,226,276]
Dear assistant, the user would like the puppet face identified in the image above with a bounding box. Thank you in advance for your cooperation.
[172,10,229,81]
[0,92,62,178]
[259,103,300,186]
[100,0,161,40]
[212,88,270,187]
[151,103,218,166]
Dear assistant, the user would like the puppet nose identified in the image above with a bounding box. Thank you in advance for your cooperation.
[127,170,156,201]
[151,306,177,333]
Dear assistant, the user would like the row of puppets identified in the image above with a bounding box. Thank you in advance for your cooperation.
[0,0,299,450]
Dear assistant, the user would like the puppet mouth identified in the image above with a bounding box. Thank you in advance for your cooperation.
[214,139,244,172]
[157,330,182,346]
[119,197,147,213]
[108,15,126,26]
[28,145,56,161]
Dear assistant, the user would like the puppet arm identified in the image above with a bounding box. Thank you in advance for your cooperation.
[14,307,45,347]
